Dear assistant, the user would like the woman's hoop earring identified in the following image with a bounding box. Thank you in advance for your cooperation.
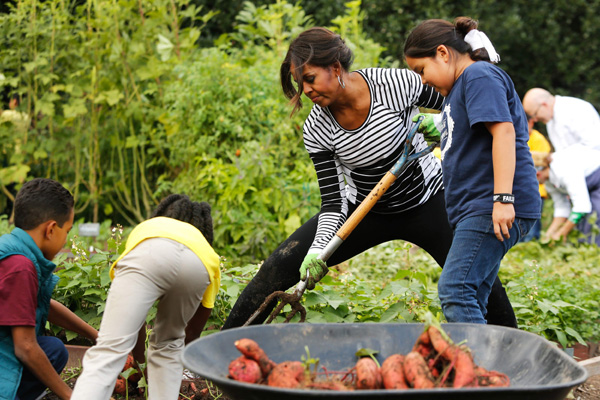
[337,75,346,89]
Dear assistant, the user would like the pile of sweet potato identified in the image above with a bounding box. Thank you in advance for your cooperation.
[228,325,509,390]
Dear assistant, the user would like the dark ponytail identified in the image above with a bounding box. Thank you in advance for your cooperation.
[151,194,214,245]
[404,17,492,62]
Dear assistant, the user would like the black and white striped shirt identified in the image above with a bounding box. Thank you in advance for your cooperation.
[303,68,444,253]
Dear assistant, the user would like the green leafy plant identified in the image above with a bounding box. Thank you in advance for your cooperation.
[50,239,114,338]
[301,346,320,378]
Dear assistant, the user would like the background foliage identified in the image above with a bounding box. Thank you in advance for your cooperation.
[0,0,599,347]
[191,0,600,110]
[2,0,600,261]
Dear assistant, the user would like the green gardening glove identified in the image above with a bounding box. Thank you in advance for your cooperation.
[412,113,443,146]
[299,253,329,290]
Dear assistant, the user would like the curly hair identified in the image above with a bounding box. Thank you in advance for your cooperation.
[151,194,214,245]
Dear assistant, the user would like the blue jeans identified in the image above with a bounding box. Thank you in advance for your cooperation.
[521,198,544,242]
[439,215,536,324]
[16,336,68,400]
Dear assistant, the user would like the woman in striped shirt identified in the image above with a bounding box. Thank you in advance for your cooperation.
[222,27,516,329]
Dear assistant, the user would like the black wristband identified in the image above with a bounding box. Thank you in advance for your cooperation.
[493,193,515,204]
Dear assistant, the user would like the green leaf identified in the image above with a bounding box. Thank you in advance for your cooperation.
[303,291,328,307]
[565,327,587,346]
[63,98,87,118]
[65,330,78,342]
[319,291,346,309]
[355,348,379,358]
[379,302,405,322]
[95,89,124,106]
[555,329,568,349]
[284,214,301,236]
[33,149,48,160]
[0,164,30,185]
[121,367,138,379]
[156,34,174,61]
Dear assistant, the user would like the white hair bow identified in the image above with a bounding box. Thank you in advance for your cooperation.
[464,29,500,63]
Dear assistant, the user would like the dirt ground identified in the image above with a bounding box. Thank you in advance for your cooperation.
[42,371,599,400]
[571,373,600,400]
[42,374,233,400]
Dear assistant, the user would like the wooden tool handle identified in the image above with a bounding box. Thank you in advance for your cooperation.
[336,171,397,240]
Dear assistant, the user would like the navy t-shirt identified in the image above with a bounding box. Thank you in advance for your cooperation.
[438,61,541,228]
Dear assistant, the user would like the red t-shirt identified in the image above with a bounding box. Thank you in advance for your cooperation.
[0,254,38,327]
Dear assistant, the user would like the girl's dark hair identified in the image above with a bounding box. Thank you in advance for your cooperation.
[404,17,491,62]
[14,178,74,230]
[280,27,354,115]
[151,194,214,245]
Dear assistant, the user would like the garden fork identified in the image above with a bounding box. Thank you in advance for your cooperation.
[243,116,436,326]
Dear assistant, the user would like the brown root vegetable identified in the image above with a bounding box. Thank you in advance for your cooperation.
[123,354,135,371]
[403,351,436,389]
[355,357,383,390]
[475,366,510,387]
[114,377,127,395]
[234,338,277,377]
[266,361,305,388]
[228,356,262,383]
[428,326,476,388]
[412,329,434,359]
[381,354,408,389]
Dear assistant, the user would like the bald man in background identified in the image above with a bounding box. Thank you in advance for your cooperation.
[522,88,600,152]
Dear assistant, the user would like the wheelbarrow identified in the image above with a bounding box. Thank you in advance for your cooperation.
[244,117,437,325]
[182,323,588,400]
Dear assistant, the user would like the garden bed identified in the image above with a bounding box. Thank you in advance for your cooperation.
[43,368,600,400]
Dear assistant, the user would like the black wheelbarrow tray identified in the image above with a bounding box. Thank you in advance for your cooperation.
[182,323,588,400]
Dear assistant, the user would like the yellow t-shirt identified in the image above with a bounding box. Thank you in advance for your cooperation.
[528,129,552,198]
[110,217,221,308]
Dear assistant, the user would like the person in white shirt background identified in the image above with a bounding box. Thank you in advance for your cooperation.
[536,144,600,245]
[522,88,600,152]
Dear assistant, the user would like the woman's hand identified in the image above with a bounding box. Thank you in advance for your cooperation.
[300,254,328,290]
[493,202,515,241]
[412,113,443,146]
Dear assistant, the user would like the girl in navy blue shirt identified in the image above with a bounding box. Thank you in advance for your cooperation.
[404,17,540,324]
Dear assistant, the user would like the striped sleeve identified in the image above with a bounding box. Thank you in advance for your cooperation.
[305,150,348,254]
[364,68,443,112]
[301,68,445,254]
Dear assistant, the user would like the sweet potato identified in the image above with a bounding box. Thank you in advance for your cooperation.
[381,354,408,389]
[412,329,433,359]
[113,377,127,395]
[228,355,262,383]
[428,326,476,388]
[122,354,143,383]
[266,361,305,388]
[234,338,277,377]
[355,357,383,390]
[123,354,135,371]
[403,351,435,389]
[474,366,510,387]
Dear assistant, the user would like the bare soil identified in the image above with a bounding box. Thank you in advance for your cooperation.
[571,374,600,400]
[41,370,599,400]
[42,373,234,400]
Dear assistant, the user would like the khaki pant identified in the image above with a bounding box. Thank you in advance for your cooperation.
[72,238,210,400]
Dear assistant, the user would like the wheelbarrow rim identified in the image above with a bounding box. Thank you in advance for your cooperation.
[183,323,588,399]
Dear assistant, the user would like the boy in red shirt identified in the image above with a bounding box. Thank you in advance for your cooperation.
[0,178,98,400]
